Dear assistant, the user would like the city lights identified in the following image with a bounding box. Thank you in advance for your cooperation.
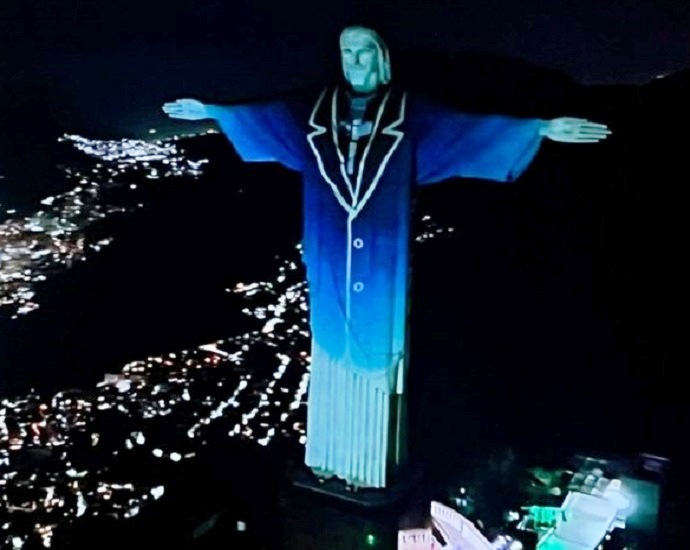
[0,131,455,548]
[1,133,208,318]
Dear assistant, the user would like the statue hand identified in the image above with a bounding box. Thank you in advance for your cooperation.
[162,98,210,121]
[539,117,611,143]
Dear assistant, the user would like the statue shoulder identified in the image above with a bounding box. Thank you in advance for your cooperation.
[403,90,444,119]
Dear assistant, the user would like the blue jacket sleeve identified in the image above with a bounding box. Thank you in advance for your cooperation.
[415,100,546,185]
[207,99,304,172]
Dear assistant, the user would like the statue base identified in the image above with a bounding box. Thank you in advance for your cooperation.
[288,462,424,510]
[284,464,424,550]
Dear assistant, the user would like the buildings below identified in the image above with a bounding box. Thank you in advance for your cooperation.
[396,454,667,549]
[514,454,665,549]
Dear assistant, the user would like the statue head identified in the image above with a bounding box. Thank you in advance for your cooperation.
[339,26,392,94]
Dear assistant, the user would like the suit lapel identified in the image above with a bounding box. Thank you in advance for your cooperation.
[307,86,408,218]
[307,87,355,215]
[353,89,407,218]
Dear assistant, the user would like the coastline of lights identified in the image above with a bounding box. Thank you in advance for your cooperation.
[0,129,456,547]
[0,133,209,319]
[0,243,314,548]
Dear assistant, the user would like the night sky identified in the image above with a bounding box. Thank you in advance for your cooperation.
[3,0,690,131]
[4,0,690,86]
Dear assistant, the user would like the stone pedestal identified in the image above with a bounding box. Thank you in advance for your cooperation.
[283,463,424,549]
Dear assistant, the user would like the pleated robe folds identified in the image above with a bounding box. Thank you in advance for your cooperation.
[209,86,545,488]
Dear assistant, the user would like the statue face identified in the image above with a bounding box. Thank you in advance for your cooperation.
[340,27,384,93]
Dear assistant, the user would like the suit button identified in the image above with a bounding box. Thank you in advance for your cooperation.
[353,281,364,292]
[353,238,364,249]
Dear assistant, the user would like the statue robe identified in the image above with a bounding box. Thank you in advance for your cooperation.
[209,86,545,488]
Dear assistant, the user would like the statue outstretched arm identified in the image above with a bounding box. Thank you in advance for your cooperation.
[162,97,304,171]
[415,99,613,186]
[416,109,546,185]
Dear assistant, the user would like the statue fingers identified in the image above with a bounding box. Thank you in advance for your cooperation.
[577,120,609,128]
[572,137,605,143]
[162,103,183,113]
[557,117,585,124]
[582,125,611,131]
[578,129,611,137]
[551,135,597,143]
[556,132,606,142]
[562,118,610,133]
[579,124,611,134]
[163,99,194,109]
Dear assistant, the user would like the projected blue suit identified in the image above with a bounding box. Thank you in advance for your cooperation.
[208,87,543,487]
[163,26,610,489]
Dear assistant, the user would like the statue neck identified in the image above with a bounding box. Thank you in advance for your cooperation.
[345,85,386,101]
[343,86,387,123]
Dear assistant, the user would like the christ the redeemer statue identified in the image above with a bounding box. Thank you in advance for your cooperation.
[163,26,610,489]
